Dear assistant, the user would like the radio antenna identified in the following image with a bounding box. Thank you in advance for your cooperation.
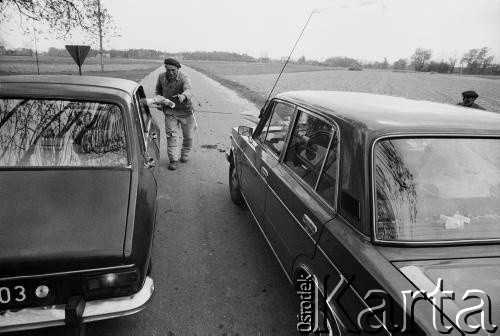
[260,0,385,116]
[262,9,319,112]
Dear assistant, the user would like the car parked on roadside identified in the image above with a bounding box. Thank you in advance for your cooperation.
[227,90,500,335]
[0,75,160,334]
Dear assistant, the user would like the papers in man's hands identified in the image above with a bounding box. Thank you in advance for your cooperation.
[142,96,175,109]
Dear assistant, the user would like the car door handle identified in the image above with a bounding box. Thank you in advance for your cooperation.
[150,132,158,140]
[301,214,318,236]
[260,166,268,178]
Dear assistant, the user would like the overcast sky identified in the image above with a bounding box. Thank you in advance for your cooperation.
[1,0,499,63]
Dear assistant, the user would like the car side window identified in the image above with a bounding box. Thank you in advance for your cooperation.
[316,129,339,208]
[136,86,152,130]
[284,110,334,190]
[258,102,295,157]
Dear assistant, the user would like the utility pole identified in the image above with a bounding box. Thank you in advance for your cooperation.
[32,26,40,75]
[97,0,104,71]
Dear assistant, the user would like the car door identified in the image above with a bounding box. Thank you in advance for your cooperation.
[238,100,295,227]
[127,87,159,263]
[134,86,160,177]
[263,108,339,273]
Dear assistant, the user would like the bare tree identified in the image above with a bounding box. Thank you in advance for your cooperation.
[411,47,432,72]
[461,47,495,74]
[0,0,116,41]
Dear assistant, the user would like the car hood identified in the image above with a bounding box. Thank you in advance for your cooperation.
[0,169,131,276]
[396,258,500,334]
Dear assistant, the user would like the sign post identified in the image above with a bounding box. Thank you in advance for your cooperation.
[65,45,90,76]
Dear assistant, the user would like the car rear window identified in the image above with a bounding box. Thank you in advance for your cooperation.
[374,137,500,242]
[0,99,128,167]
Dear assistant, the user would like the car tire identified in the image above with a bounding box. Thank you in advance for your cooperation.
[229,163,245,206]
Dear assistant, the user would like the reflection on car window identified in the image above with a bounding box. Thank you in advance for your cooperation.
[375,138,500,242]
[260,102,295,156]
[0,99,128,167]
[316,131,339,207]
[284,111,333,189]
[136,87,152,136]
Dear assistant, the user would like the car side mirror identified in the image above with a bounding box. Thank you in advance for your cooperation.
[238,126,253,137]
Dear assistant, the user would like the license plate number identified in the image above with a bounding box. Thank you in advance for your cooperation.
[0,285,27,305]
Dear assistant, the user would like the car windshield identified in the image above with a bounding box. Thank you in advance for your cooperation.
[374,137,500,242]
[0,99,128,167]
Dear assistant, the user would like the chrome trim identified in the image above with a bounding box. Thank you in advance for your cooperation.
[260,166,269,178]
[240,192,293,285]
[0,276,154,333]
[315,245,391,335]
[0,265,136,282]
[370,133,500,245]
[277,104,298,163]
[302,214,318,235]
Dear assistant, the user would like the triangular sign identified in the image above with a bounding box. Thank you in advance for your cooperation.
[65,45,90,67]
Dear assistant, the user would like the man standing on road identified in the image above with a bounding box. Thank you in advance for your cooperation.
[457,90,486,110]
[155,57,195,170]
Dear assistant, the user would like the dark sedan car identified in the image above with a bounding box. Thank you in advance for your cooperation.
[227,91,500,335]
[0,76,159,334]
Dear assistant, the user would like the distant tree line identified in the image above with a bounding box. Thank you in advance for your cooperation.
[405,46,499,75]
[180,51,256,62]
[2,45,499,75]
[2,47,257,63]
[294,46,499,75]
[0,47,35,56]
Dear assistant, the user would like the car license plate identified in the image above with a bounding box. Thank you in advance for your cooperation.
[0,284,28,308]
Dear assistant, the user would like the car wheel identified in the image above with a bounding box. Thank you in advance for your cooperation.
[229,163,245,206]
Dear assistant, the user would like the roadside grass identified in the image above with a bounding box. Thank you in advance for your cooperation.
[186,62,267,107]
[184,60,346,107]
[183,60,338,76]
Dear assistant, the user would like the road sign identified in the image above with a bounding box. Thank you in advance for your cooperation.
[65,45,90,75]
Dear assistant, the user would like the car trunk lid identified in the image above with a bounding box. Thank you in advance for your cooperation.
[0,169,131,276]
[395,257,500,333]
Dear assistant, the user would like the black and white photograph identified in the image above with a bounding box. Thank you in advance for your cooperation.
[1,0,499,335]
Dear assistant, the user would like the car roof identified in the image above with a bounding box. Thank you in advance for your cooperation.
[0,75,139,93]
[276,91,500,135]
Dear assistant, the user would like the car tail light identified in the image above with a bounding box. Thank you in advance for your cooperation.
[86,270,139,290]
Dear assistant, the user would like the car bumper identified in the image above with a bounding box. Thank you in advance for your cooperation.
[0,276,154,333]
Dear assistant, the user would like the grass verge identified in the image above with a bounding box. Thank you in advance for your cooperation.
[187,63,266,108]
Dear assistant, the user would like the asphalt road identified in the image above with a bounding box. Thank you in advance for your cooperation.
[11,66,300,335]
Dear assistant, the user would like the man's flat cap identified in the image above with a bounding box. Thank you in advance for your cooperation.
[164,58,181,68]
[462,90,479,98]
